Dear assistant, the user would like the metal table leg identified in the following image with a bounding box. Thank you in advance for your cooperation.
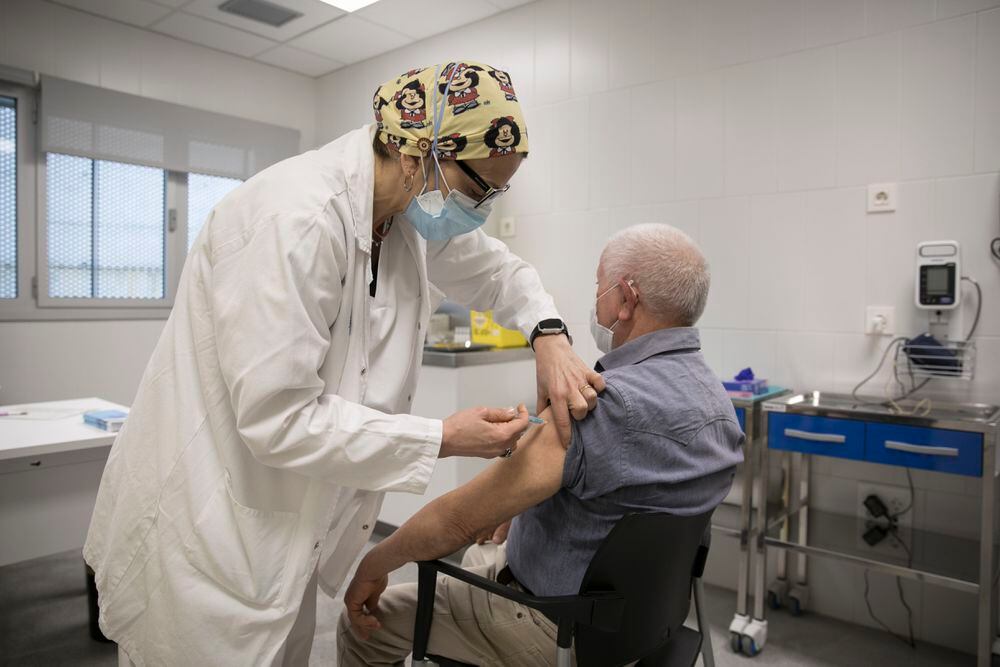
[978,440,996,667]
[741,422,771,657]
[786,453,810,616]
[767,453,791,611]
[729,407,758,653]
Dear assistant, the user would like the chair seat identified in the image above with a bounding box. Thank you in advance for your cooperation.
[637,625,703,667]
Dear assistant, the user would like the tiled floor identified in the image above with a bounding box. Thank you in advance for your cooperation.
[0,543,978,666]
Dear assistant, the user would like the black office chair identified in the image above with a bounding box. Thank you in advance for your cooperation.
[411,510,716,667]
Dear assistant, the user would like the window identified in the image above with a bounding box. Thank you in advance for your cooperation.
[187,173,242,252]
[0,96,16,299]
[46,155,166,300]
[0,75,297,321]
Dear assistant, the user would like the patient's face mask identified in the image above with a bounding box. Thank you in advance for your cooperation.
[406,155,493,241]
[590,280,634,354]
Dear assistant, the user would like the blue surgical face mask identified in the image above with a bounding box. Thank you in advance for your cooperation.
[406,157,493,241]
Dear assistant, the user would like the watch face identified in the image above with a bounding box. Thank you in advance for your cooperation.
[539,318,564,331]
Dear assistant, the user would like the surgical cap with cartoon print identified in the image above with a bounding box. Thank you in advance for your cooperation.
[373,61,528,161]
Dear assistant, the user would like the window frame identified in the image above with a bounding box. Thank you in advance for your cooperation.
[0,81,37,315]
[36,155,182,310]
[0,84,201,322]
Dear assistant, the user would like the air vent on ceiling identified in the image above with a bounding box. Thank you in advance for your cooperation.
[218,0,303,27]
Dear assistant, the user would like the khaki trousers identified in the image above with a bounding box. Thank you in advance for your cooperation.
[337,543,570,666]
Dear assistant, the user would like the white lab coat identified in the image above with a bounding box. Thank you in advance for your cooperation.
[83,124,559,666]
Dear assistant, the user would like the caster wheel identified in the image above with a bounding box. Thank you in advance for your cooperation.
[730,632,742,653]
[767,590,781,610]
[741,637,760,657]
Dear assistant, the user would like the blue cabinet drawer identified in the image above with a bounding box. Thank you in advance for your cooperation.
[769,413,866,460]
[866,423,982,477]
[735,407,746,433]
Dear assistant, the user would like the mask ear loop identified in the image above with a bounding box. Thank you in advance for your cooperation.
[597,279,638,304]
[416,154,429,196]
[434,153,452,194]
[611,279,638,333]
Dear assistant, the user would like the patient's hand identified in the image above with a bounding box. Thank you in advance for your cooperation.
[344,561,388,641]
[476,519,512,545]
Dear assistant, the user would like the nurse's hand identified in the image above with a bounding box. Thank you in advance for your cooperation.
[533,334,606,446]
[344,569,388,641]
[440,404,530,459]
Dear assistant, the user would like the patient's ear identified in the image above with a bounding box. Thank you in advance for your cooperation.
[617,277,638,321]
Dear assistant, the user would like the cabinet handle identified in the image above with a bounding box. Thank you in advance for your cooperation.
[884,440,959,457]
[784,428,846,444]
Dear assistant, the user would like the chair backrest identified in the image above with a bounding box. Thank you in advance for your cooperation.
[573,509,714,667]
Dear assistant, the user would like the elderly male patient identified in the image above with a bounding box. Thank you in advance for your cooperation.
[339,223,745,666]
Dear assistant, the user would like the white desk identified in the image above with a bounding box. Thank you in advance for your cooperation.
[0,397,128,566]
[0,397,127,461]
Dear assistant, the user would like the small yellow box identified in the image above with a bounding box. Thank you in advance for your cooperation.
[470,310,528,348]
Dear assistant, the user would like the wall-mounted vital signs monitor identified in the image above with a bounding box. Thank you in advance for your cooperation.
[915,240,960,310]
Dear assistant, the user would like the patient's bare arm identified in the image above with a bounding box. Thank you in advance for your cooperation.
[344,406,566,638]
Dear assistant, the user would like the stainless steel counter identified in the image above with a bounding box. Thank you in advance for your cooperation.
[422,346,534,368]
[764,390,999,432]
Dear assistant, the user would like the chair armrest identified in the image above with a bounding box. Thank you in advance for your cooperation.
[412,559,626,660]
[419,559,625,630]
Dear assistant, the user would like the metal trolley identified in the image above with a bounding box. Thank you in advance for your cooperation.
[713,387,791,657]
[747,391,999,665]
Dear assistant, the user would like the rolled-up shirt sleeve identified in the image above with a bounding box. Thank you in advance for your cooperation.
[563,379,629,499]
[212,211,441,493]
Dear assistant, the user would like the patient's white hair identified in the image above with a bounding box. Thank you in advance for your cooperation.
[600,223,710,327]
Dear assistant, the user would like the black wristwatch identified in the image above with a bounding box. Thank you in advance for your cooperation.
[529,318,572,350]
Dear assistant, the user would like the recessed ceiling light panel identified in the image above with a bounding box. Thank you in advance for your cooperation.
[315,0,380,12]
[218,0,303,27]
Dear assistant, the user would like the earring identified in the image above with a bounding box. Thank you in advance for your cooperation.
[402,174,414,192]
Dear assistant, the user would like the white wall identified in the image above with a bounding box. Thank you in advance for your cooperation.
[0,0,319,406]
[315,0,1000,653]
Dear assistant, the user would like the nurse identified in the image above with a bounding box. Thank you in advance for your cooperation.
[84,60,603,666]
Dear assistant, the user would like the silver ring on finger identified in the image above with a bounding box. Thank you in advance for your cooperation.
[500,448,513,458]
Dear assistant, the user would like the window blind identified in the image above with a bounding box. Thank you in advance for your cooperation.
[39,75,299,180]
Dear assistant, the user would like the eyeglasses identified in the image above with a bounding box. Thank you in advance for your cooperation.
[455,160,511,209]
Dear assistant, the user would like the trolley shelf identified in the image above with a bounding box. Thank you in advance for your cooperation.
[764,507,997,595]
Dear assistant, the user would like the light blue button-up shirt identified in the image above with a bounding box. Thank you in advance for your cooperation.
[506,326,745,597]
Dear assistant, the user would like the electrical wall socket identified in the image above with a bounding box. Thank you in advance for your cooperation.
[856,482,914,557]
[499,216,516,238]
[865,305,896,336]
[867,182,897,213]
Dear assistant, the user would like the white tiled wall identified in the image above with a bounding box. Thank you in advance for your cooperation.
[315,0,1000,653]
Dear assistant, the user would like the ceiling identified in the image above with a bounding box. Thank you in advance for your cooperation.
[47,0,533,78]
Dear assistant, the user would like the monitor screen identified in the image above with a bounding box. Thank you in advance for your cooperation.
[925,265,951,296]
